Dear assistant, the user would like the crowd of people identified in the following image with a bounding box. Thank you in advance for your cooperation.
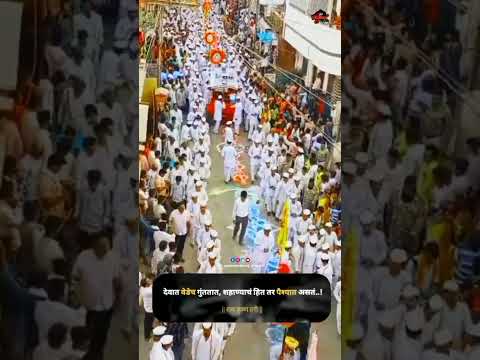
[1,1,139,359]
[137,2,341,359]
[342,1,480,359]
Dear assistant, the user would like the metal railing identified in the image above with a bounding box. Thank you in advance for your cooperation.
[266,10,285,34]
[142,0,200,6]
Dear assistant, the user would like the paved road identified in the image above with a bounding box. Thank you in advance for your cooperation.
[136,132,341,359]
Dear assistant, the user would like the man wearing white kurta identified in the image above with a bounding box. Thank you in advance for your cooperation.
[333,280,341,335]
[358,211,388,266]
[221,140,237,183]
[192,323,223,360]
[291,236,306,273]
[150,326,167,360]
[198,253,223,273]
[296,210,312,245]
[439,280,472,347]
[362,309,397,360]
[367,103,394,164]
[73,1,104,65]
[224,122,234,144]
[265,166,279,216]
[213,95,224,134]
[247,99,260,140]
[316,252,333,285]
[198,241,217,265]
[392,312,424,360]
[213,323,236,359]
[248,141,263,183]
[302,235,318,274]
[158,335,175,360]
[274,173,291,219]
[466,324,480,360]
[252,224,275,273]
[233,98,243,134]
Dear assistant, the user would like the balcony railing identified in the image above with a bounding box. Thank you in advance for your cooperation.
[141,0,199,9]
[265,10,285,34]
[287,0,340,29]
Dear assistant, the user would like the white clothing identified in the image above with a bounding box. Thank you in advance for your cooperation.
[333,281,341,335]
[139,286,153,313]
[252,230,275,272]
[72,250,120,311]
[35,300,85,342]
[198,261,223,273]
[191,330,223,360]
[302,244,318,273]
[169,209,190,236]
[232,198,250,218]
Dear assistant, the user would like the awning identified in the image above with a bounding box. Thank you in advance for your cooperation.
[258,30,277,44]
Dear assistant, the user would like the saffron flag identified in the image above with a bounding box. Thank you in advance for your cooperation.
[277,199,291,257]
[342,228,358,351]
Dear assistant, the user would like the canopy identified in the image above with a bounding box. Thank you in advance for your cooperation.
[258,30,277,44]
[160,71,184,81]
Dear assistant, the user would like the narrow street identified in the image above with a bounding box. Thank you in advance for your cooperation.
[136,132,340,359]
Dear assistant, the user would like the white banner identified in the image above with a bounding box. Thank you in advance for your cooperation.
[0,2,23,90]
[139,104,149,143]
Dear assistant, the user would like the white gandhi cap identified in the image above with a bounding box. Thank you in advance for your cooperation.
[264,224,272,231]
[443,279,459,292]
[160,335,174,345]
[202,322,213,329]
[378,310,397,329]
[390,248,407,264]
[320,253,330,261]
[153,326,167,336]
